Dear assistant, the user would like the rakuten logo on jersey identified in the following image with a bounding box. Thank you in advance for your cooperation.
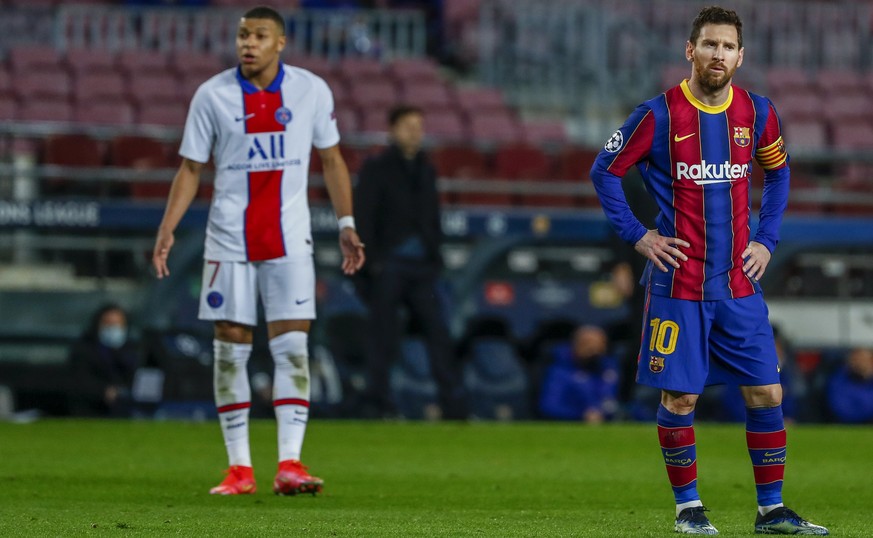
[676,160,748,185]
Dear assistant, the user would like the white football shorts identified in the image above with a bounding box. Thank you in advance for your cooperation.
[197,254,316,325]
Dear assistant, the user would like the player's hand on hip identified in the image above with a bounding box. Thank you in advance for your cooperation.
[339,227,366,275]
[742,241,771,283]
[152,229,175,278]
[634,229,689,273]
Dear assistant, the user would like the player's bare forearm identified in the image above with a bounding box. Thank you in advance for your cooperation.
[318,145,353,219]
[634,229,690,273]
[152,158,203,278]
[318,145,365,274]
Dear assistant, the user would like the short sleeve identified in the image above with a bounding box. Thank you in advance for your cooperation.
[312,77,341,149]
[179,83,215,164]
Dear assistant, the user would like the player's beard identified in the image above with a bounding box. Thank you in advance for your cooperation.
[694,61,736,92]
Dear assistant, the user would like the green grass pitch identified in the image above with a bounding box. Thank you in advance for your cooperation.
[0,420,869,537]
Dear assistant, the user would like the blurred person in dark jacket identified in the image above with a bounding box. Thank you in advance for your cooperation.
[354,104,466,419]
[827,347,873,424]
[68,304,141,417]
[539,325,619,423]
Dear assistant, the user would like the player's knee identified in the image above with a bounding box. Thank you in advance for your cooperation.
[270,331,309,374]
[661,391,698,414]
[741,384,782,407]
[214,321,253,343]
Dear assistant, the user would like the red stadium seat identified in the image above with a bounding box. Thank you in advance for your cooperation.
[401,81,455,108]
[75,101,136,125]
[7,46,62,73]
[359,108,392,136]
[774,90,822,123]
[423,109,467,142]
[333,106,360,134]
[493,142,552,180]
[169,51,226,79]
[822,91,873,124]
[523,120,568,145]
[455,87,507,115]
[115,50,170,77]
[74,72,127,104]
[15,71,72,102]
[288,55,334,79]
[127,72,182,107]
[350,79,400,110]
[831,121,873,150]
[783,119,828,153]
[431,145,488,178]
[660,63,690,91]
[338,58,385,80]
[765,68,812,96]
[389,58,441,83]
[555,146,599,181]
[65,48,116,77]
[0,96,16,121]
[19,100,73,123]
[42,134,104,195]
[109,135,172,199]
[815,69,866,95]
[469,113,521,144]
[138,103,187,127]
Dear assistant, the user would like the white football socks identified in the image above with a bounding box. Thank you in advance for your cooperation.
[676,500,704,517]
[270,331,310,462]
[213,339,253,468]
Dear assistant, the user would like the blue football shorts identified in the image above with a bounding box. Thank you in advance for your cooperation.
[636,291,781,394]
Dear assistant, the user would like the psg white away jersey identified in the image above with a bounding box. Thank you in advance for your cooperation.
[180,64,340,262]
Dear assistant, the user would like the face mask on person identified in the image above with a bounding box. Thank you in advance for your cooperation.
[99,325,128,349]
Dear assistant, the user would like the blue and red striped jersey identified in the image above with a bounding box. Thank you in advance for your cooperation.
[591,80,790,301]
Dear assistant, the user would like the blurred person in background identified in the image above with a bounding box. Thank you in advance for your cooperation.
[69,304,141,418]
[826,347,873,424]
[151,6,365,497]
[538,325,619,423]
[354,104,467,420]
[590,6,827,535]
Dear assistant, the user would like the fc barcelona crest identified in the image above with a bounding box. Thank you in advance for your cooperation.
[733,126,751,147]
[649,356,666,373]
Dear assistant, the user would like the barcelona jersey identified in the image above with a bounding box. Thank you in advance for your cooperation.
[591,80,790,301]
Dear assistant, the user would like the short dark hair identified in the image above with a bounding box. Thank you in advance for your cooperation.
[689,6,743,49]
[388,104,423,126]
[243,6,286,36]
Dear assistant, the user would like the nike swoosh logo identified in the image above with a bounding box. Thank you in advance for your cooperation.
[665,449,687,457]
[674,133,696,142]
[223,413,242,421]
[295,298,310,305]
[693,179,735,185]
[235,113,256,122]
[763,449,786,457]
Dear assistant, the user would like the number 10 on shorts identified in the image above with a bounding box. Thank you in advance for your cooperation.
[649,318,679,355]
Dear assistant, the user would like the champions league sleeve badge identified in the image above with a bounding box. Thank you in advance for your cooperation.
[604,129,624,153]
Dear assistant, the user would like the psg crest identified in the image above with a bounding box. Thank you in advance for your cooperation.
[275,106,293,125]
[733,126,751,147]
[649,356,665,373]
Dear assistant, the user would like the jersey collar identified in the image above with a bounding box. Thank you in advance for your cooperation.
[235,64,285,95]
[680,79,733,114]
